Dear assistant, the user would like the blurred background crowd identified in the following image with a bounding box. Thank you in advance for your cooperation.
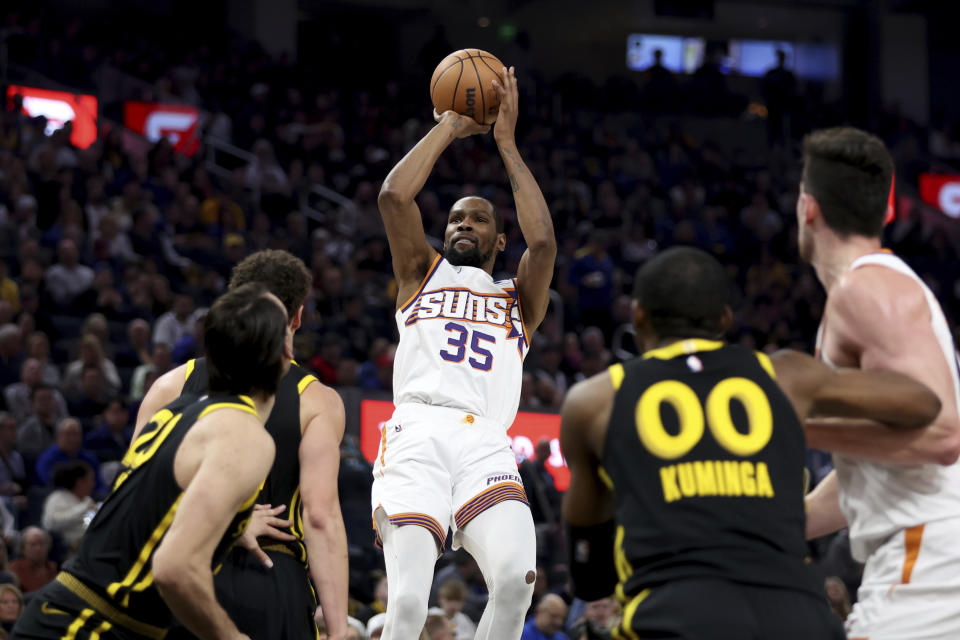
[0,0,957,637]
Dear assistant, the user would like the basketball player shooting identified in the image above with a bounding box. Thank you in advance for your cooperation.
[798,127,960,639]
[374,65,556,640]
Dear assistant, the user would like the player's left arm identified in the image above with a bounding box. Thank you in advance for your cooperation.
[560,372,617,600]
[492,67,557,332]
[299,382,349,639]
[153,410,275,640]
[807,267,960,465]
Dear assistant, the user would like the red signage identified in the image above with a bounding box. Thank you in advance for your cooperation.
[919,173,960,219]
[123,101,200,156]
[359,400,569,491]
[6,85,98,149]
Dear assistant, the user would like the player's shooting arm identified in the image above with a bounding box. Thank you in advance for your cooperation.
[493,67,557,331]
[379,111,487,301]
[132,363,188,440]
[560,373,617,601]
[299,384,349,638]
[153,411,275,640]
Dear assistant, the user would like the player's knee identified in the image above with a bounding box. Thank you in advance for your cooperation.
[391,588,429,620]
[492,563,536,605]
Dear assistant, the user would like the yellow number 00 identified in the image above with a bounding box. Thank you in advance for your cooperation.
[635,377,773,460]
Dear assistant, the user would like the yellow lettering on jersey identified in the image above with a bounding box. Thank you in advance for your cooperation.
[659,466,681,503]
[741,461,757,496]
[636,380,704,460]
[693,461,717,496]
[113,410,181,492]
[659,460,775,503]
[756,462,775,498]
[613,525,634,585]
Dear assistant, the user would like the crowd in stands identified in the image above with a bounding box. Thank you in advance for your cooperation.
[0,5,957,638]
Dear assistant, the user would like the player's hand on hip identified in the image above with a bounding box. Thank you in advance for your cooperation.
[236,504,296,568]
[492,66,518,144]
[434,109,490,138]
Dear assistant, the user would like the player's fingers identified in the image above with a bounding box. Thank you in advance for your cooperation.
[267,517,295,529]
[253,503,272,511]
[251,545,274,569]
[266,530,298,541]
[433,108,443,122]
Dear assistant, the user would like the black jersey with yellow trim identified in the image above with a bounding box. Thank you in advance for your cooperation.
[602,339,821,602]
[60,393,261,632]
[182,357,316,563]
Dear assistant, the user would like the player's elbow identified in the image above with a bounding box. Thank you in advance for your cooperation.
[935,428,960,465]
[302,501,341,533]
[377,185,406,212]
[152,547,190,593]
[528,235,557,258]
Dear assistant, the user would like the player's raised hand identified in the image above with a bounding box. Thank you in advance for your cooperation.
[434,108,490,138]
[492,66,518,145]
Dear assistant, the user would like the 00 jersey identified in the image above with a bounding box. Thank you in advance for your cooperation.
[393,256,529,428]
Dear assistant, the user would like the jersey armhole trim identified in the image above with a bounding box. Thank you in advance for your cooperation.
[399,253,442,313]
[609,363,625,390]
[297,374,319,395]
[183,359,196,383]
[197,402,259,421]
[755,352,776,379]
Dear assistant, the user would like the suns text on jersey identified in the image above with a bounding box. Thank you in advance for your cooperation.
[405,288,517,329]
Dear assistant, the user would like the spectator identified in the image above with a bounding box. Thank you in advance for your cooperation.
[23,332,60,386]
[567,230,615,336]
[436,579,477,640]
[430,549,487,623]
[152,294,195,348]
[34,418,101,491]
[762,49,797,145]
[171,309,207,364]
[17,384,62,458]
[0,263,18,315]
[8,527,56,593]
[0,325,23,388]
[130,342,172,400]
[522,594,570,640]
[3,358,68,422]
[44,238,94,308]
[356,570,388,624]
[519,439,560,525]
[65,365,115,429]
[83,400,132,463]
[0,414,27,511]
[114,319,152,369]
[61,335,121,396]
[0,539,17,587]
[41,461,97,550]
[0,584,22,634]
[424,612,455,640]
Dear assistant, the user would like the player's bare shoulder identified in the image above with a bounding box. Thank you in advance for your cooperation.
[299,379,345,437]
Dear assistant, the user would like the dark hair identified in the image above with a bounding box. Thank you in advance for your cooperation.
[801,127,894,238]
[30,383,54,399]
[228,250,312,320]
[633,247,729,339]
[52,461,93,490]
[204,283,288,397]
[492,206,504,234]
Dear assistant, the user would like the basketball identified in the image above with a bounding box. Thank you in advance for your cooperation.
[430,48,505,125]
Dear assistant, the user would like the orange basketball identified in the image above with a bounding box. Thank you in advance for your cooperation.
[430,49,505,125]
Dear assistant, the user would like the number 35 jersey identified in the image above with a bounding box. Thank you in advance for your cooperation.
[603,339,821,599]
[394,255,529,429]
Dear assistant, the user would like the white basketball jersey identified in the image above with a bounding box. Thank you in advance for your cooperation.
[393,255,529,429]
[816,252,960,562]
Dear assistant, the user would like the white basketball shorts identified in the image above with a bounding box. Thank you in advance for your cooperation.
[370,402,529,550]
[846,517,960,640]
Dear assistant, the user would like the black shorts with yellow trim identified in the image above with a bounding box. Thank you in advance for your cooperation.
[12,576,163,640]
[165,545,318,640]
[612,578,845,640]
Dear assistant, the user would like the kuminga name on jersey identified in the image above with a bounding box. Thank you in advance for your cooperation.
[394,255,529,429]
[602,339,822,604]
